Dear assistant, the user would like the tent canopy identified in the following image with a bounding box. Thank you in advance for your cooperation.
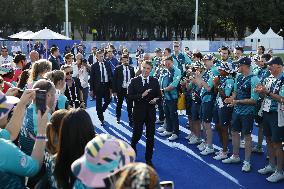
[8,31,24,38]
[245,27,265,39]
[23,27,70,40]
[10,31,34,39]
[264,28,283,39]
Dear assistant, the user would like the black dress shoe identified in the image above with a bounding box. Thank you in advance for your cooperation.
[117,118,120,124]
[101,120,106,126]
[129,121,133,127]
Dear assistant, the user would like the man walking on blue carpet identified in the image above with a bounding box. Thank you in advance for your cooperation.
[113,54,135,126]
[128,60,161,167]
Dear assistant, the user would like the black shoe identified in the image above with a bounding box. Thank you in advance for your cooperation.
[117,118,120,124]
[100,120,106,126]
[129,121,133,127]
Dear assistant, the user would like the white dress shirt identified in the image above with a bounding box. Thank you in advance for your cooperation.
[122,65,131,88]
[99,62,108,82]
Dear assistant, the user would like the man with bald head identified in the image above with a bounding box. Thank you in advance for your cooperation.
[24,50,39,70]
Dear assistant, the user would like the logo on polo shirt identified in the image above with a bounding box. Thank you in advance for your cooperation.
[20,156,27,168]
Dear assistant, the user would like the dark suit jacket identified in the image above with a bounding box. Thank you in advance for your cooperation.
[48,55,60,70]
[90,61,113,93]
[112,65,135,93]
[88,54,96,65]
[128,76,161,120]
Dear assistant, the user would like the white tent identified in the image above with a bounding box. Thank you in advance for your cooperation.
[264,28,283,49]
[245,28,267,50]
[22,27,70,40]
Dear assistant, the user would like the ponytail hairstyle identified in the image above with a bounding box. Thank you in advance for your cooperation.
[46,70,65,86]
[29,59,52,83]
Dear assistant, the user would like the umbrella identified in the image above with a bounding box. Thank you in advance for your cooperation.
[23,27,70,40]
[14,31,34,39]
[22,27,71,59]
[8,31,24,38]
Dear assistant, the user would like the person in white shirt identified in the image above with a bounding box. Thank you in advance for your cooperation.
[0,46,13,66]
[64,53,78,78]
[78,58,90,107]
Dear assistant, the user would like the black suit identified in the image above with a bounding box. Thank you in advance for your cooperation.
[48,55,60,70]
[128,76,161,162]
[88,54,96,65]
[113,64,135,122]
[90,61,113,122]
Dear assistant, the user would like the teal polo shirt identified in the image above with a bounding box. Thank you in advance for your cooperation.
[159,65,181,100]
[0,129,39,177]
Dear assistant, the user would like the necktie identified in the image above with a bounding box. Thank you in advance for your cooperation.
[144,78,148,89]
[125,66,129,82]
[101,63,105,82]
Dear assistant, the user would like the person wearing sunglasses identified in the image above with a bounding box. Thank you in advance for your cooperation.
[61,65,85,109]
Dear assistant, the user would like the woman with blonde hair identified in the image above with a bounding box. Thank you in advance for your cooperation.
[27,59,52,88]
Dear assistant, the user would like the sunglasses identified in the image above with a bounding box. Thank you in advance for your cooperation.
[66,71,73,75]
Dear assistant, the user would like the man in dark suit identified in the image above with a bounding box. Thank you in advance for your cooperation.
[113,54,135,125]
[90,50,113,125]
[87,46,97,65]
[128,60,161,167]
[48,46,60,70]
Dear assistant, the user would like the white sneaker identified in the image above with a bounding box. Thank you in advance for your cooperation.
[168,134,178,141]
[266,171,284,183]
[222,155,241,164]
[241,161,251,172]
[258,165,276,175]
[156,126,165,132]
[200,147,214,155]
[188,136,199,144]
[197,142,206,151]
[159,131,172,137]
[213,152,228,160]
[240,140,245,149]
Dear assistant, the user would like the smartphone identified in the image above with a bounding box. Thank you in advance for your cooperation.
[160,181,174,189]
[36,90,47,114]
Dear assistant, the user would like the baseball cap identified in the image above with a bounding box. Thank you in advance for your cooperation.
[154,48,162,53]
[266,56,283,66]
[203,54,214,61]
[219,62,234,74]
[237,57,251,66]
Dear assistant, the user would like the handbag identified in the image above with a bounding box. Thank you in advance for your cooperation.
[177,93,186,110]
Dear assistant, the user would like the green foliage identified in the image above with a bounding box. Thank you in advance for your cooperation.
[0,0,284,40]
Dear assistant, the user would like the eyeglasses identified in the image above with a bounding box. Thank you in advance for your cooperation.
[65,71,73,75]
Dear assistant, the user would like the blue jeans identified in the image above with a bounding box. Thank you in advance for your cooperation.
[164,99,179,135]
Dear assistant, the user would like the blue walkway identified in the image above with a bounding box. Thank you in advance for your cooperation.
[86,99,284,189]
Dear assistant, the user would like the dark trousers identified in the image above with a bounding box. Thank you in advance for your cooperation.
[116,88,133,121]
[164,99,179,135]
[82,87,89,107]
[96,83,111,121]
[131,107,156,162]
[157,98,165,121]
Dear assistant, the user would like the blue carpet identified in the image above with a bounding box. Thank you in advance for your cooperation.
[86,98,284,189]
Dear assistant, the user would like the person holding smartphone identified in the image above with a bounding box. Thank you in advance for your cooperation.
[128,60,161,167]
